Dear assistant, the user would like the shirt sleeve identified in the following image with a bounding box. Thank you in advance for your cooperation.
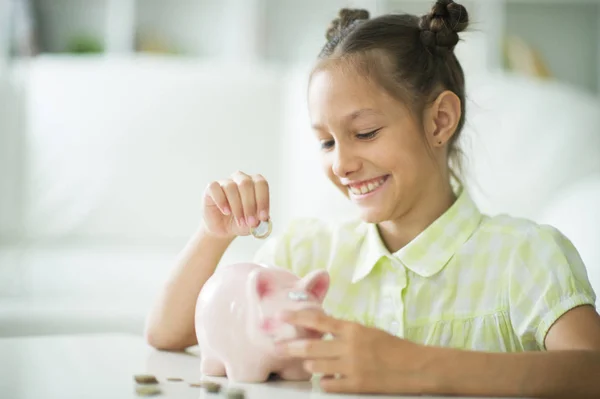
[252,231,290,268]
[507,224,597,350]
[252,217,332,277]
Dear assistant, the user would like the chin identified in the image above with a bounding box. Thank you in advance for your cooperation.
[356,207,389,224]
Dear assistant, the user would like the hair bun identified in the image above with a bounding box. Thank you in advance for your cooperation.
[326,8,370,41]
[419,0,468,51]
[431,1,451,18]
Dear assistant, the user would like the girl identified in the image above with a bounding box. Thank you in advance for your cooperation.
[145,1,600,397]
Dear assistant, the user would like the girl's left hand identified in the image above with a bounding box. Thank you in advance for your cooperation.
[274,308,435,394]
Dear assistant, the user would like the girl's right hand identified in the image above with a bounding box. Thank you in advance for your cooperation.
[201,171,270,239]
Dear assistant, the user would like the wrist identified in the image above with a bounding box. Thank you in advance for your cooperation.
[197,223,237,246]
[401,343,449,395]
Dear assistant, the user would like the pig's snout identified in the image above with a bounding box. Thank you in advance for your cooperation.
[267,320,323,342]
[260,303,326,342]
[272,324,322,342]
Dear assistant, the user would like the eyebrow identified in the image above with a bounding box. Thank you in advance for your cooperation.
[347,108,381,121]
[312,108,382,130]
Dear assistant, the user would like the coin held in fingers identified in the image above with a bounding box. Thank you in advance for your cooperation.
[250,219,272,239]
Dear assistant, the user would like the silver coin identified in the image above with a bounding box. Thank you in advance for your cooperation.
[288,291,309,301]
[250,219,272,239]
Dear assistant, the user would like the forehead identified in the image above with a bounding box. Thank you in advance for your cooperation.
[307,63,400,123]
[309,65,375,104]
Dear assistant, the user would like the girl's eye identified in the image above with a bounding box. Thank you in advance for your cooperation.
[319,129,379,150]
[320,140,335,150]
[356,129,380,140]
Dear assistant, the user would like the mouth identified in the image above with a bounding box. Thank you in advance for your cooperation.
[346,175,390,198]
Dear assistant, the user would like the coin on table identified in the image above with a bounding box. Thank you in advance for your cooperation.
[204,382,222,393]
[189,381,211,388]
[134,374,158,384]
[226,387,246,399]
[135,385,161,396]
[250,219,272,239]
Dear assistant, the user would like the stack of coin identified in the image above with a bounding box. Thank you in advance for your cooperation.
[133,374,160,396]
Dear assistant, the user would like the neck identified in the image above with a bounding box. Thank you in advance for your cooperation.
[377,180,457,253]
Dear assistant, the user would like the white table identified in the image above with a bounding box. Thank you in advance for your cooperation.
[0,333,525,399]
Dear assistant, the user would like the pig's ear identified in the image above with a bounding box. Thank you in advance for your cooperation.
[249,269,276,300]
[300,269,330,303]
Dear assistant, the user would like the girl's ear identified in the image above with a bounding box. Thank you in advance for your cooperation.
[423,90,461,148]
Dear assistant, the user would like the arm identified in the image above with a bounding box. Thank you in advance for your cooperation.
[424,305,600,398]
[430,346,600,398]
[144,171,271,350]
[144,226,235,351]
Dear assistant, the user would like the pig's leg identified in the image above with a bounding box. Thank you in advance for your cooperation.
[279,361,312,381]
[225,361,271,383]
[201,355,226,377]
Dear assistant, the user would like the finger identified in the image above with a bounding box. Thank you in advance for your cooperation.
[277,338,344,359]
[277,308,345,336]
[232,171,257,227]
[205,181,230,215]
[220,179,244,226]
[252,174,270,221]
[303,359,347,376]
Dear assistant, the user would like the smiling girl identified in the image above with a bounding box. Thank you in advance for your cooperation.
[145,1,600,397]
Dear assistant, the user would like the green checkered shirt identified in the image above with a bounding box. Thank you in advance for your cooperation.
[253,188,596,351]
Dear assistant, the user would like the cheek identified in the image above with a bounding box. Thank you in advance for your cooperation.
[383,131,432,176]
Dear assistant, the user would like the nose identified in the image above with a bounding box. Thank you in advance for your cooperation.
[331,143,361,178]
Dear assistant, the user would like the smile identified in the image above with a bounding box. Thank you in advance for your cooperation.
[347,175,389,196]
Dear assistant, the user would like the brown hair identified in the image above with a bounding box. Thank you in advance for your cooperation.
[314,0,469,181]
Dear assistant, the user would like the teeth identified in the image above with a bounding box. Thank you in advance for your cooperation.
[348,177,386,196]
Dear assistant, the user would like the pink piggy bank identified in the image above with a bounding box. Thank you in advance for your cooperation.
[194,262,330,383]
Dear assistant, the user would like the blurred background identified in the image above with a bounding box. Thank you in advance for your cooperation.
[0,0,599,338]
